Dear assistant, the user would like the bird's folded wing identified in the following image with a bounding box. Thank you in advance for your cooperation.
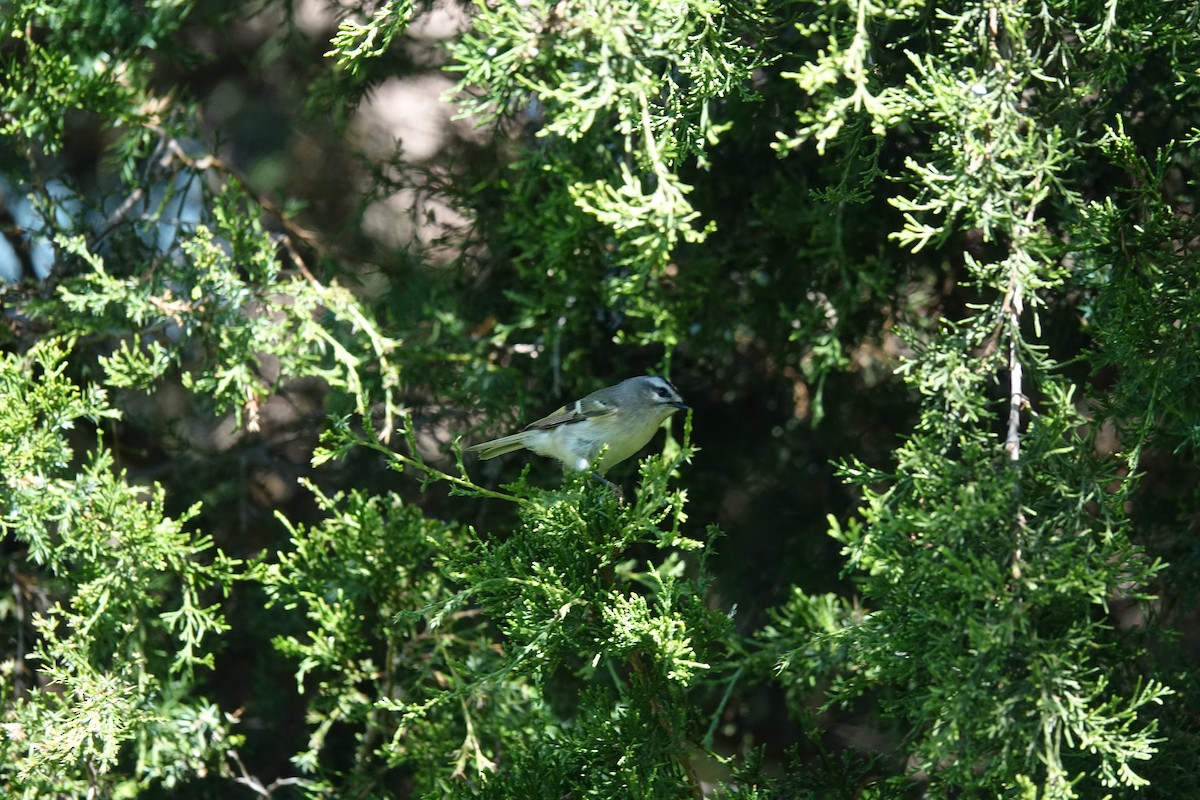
[523,397,616,430]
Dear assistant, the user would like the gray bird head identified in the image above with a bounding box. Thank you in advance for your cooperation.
[622,375,688,413]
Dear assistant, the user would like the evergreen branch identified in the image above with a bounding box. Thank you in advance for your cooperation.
[348,424,529,506]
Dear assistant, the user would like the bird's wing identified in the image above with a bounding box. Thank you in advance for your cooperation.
[523,396,617,431]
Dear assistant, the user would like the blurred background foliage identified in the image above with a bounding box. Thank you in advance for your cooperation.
[2,0,1199,797]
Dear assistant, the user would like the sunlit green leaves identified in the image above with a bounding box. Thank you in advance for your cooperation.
[450,0,766,352]
[768,1,1183,796]
[325,0,416,71]
[775,0,920,153]
[44,186,402,434]
[260,485,501,790]
[0,344,240,796]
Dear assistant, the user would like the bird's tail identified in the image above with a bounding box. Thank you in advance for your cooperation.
[467,431,531,460]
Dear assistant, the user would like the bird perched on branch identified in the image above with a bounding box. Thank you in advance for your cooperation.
[468,375,688,475]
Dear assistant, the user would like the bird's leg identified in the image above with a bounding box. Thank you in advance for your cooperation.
[590,471,625,503]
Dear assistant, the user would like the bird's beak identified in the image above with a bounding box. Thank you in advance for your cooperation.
[672,401,690,410]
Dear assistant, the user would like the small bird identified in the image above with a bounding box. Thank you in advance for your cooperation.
[468,375,688,474]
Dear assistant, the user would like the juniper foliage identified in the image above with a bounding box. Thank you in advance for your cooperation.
[2,0,1197,797]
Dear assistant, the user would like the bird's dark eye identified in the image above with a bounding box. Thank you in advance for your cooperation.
[654,386,671,398]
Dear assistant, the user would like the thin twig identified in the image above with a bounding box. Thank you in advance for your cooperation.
[1004,276,1028,585]
[226,750,305,798]
[1004,280,1024,463]
[354,431,528,505]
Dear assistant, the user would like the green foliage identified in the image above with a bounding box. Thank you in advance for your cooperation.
[40,185,403,434]
[0,33,145,150]
[314,0,417,115]
[775,0,917,153]
[1075,121,1200,454]
[831,377,1170,795]
[448,0,769,354]
[764,396,1174,793]
[326,0,416,73]
[253,420,736,797]
[3,0,1198,797]
[763,0,1196,797]
[0,0,189,151]
[259,483,490,795]
[0,342,240,796]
